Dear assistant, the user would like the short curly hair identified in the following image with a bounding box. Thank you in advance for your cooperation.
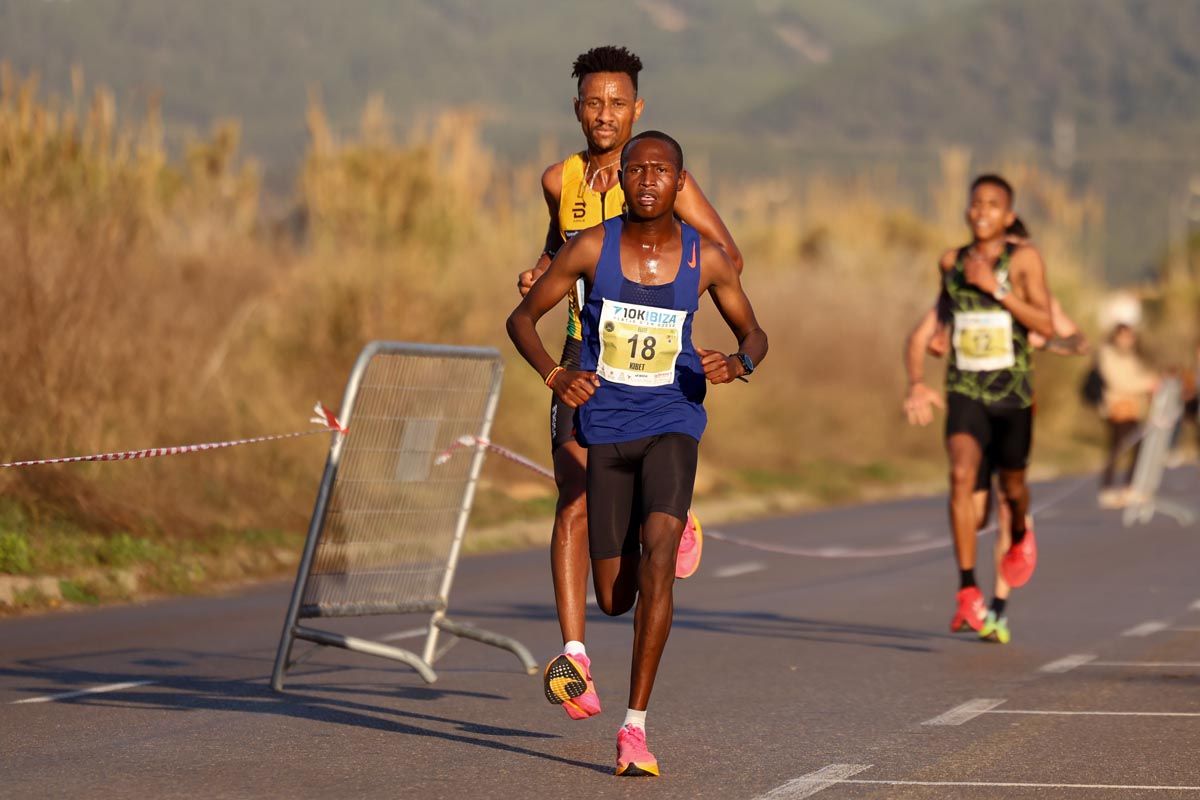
[572,45,643,94]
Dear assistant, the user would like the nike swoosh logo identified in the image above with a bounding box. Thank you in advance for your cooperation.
[549,675,583,700]
[687,242,697,268]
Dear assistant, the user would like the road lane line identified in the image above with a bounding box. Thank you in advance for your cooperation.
[836,779,1200,792]
[1122,620,1169,637]
[714,561,766,578]
[922,698,1005,726]
[1040,654,1097,673]
[12,681,156,705]
[1093,661,1200,668]
[1190,599,1200,612]
[758,764,872,799]
[991,709,1200,717]
[379,627,429,642]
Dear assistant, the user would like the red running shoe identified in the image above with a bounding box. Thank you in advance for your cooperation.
[543,653,601,720]
[950,586,987,632]
[675,509,703,580]
[615,724,659,777]
[1000,516,1037,588]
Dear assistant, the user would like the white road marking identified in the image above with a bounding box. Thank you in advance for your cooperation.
[1040,653,1097,673]
[12,680,156,705]
[839,779,1200,792]
[1094,661,1200,668]
[434,637,459,661]
[380,627,428,642]
[991,709,1200,717]
[757,765,1200,796]
[1122,620,1169,637]
[922,698,1005,726]
[1190,599,1200,612]
[714,561,767,578]
[757,764,871,799]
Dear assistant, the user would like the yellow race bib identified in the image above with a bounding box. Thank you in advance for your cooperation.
[597,299,685,387]
[952,310,1015,371]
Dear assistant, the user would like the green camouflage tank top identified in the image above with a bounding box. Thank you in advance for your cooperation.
[940,243,1033,409]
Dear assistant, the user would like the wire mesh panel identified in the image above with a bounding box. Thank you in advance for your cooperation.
[1124,377,1196,527]
[272,342,536,688]
[300,350,498,617]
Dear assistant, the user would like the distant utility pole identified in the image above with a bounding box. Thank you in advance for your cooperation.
[1169,177,1200,282]
[1187,177,1200,280]
[1052,112,1076,172]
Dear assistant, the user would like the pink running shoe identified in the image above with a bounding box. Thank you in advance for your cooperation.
[615,724,659,777]
[543,653,601,720]
[675,509,703,579]
[950,586,987,632]
[1000,516,1037,588]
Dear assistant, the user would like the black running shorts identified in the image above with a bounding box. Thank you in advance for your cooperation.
[549,337,582,452]
[585,433,698,560]
[946,393,1033,473]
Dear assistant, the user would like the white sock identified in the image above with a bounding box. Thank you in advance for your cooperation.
[563,640,586,658]
[622,708,647,731]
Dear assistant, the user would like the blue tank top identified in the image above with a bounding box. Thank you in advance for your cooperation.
[576,217,707,446]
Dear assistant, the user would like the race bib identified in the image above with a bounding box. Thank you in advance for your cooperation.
[953,310,1015,371]
[597,298,685,387]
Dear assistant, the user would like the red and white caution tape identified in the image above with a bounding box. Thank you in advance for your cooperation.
[1,402,346,469]
[435,435,555,481]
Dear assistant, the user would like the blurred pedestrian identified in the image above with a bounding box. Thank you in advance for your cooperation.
[1097,323,1158,507]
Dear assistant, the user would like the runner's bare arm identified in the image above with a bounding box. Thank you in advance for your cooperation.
[697,241,766,383]
[909,306,941,363]
[1038,296,1090,355]
[903,254,954,425]
[964,245,1053,337]
[674,172,744,273]
[507,228,603,406]
[518,163,564,296]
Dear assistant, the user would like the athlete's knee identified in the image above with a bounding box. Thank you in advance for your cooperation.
[638,537,677,589]
[554,493,587,530]
[998,470,1028,500]
[949,461,979,491]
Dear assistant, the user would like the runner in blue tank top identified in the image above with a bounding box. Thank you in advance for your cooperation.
[508,131,768,777]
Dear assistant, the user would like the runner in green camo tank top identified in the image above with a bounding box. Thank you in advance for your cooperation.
[903,174,1054,641]
[942,242,1034,409]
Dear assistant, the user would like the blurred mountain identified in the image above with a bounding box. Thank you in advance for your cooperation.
[0,0,974,184]
[754,0,1200,154]
[3,0,1198,280]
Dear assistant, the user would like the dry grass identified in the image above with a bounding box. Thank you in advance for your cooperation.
[1,64,1193,574]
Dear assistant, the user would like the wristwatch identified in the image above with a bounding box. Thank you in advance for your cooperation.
[992,284,1010,302]
[732,352,755,376]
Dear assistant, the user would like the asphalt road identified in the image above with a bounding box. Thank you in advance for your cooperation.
[2,468,1199,799]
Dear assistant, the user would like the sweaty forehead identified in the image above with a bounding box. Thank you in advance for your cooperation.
[578,72,636,98]
[624,139,678,167]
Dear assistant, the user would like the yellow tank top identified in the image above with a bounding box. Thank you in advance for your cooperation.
[557,152,625,340]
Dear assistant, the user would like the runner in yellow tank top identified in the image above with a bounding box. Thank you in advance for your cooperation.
[515,46,744,725]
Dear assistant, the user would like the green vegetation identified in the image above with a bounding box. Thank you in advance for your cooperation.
[0,531,32,574]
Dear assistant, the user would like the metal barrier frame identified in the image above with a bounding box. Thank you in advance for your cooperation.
[1123,377,1196,527]
[271,341,537,690]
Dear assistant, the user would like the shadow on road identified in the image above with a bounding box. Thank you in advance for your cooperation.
[456,603,956,653]
[1,649,612,776]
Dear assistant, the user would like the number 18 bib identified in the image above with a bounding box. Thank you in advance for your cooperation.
[597,298,686,387]
[952,310,1015,371]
